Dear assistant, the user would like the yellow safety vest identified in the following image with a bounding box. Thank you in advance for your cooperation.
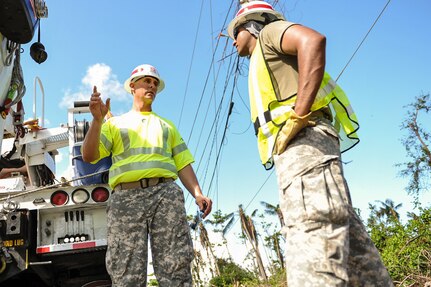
[94,111,194,188]
[249,38,360,169]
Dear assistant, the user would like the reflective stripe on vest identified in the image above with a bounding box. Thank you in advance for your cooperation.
[249,38,360,169]
[100,133,112,152]
[102,116,180,181]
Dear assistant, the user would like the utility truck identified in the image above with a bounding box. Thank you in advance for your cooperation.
[0,1,112,286]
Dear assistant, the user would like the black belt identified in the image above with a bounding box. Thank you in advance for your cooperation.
[253,110,272,135]
[113,177,174,192]
[253,107,333,134]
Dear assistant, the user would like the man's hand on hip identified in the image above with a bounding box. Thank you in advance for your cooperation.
[274,110,316,155]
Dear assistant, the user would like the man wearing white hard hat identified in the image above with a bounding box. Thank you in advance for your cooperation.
[228,1,393,286]
[82,64,212,286]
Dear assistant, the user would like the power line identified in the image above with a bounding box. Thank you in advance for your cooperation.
[177,0,206,129]
[336,0,392,82]
[185,1,236,145]
[222,169,275,236]
[206,65,238,196]
[184,1,237,214]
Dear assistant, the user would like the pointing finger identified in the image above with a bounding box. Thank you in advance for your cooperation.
[92,86,101,98]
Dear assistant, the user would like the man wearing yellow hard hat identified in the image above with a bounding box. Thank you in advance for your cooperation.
[228,1,393,286]
[82,64,212,286]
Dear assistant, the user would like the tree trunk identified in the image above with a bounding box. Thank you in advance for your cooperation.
[274,234,284,269]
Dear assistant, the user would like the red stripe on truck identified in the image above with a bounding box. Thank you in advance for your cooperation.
[73,241,96,249]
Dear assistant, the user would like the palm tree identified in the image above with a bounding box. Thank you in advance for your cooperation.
[191,250,203,285]
[237,205,268,281]
[269,231,284,270]
[260,201,284,227]
[407,211,419,221]
[197,222,220,277]
[376,199,402,223]
[206,209,234,260]
[260,201,285,269]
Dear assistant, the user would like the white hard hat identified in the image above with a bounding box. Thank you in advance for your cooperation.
[227,1,285,39]
[123,64,165,94]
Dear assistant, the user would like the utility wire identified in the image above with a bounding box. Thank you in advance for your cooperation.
[195,57,235,191]
[222,169,275,236]
[185,52,238,213]
[177,0,205,129]
[191,39,234,165]
[336,0,392,82]
[184,1,237,213]
[195,57,236,177]
[185,1,236,145]
[206,73,238,196]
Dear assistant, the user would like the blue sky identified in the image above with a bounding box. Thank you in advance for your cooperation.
[19,0,431,246]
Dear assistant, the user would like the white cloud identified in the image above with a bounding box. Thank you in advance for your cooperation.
[59,63,129,109]
[55,149,64,164]
[55,63,133,180]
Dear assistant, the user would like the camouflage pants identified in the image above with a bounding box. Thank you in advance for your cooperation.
[274,121,394,287]
[106,181,194,287]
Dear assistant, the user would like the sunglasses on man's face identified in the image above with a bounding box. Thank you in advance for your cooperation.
[234,29,239,40]
[233,24,245,40]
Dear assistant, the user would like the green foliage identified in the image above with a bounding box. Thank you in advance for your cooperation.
[367,206,431,285]
[266,267,287,287]
[209,258,258,286]
[398,93,431,202]
[148,278,159,286]
[208,259,288,287]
